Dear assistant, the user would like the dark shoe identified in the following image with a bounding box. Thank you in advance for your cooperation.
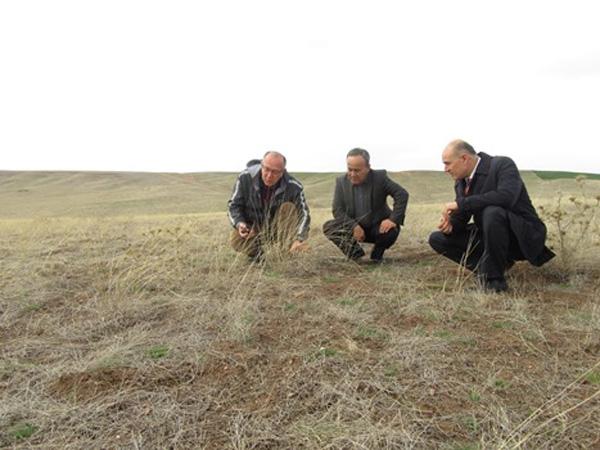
[370,246,385,262]
[348,246,366,261]
[248,252,265,264]
[482,278,508,293]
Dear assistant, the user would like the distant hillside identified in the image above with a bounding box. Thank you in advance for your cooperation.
[1,170,599,219]
[533,171,600,181]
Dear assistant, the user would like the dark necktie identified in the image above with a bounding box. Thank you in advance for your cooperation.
[464,178,472,195]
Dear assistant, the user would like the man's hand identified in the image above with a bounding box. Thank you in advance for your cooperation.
[379,218,397,234]
[444,201,459,216]
[290,240,308,253]
[438,213,453,235]
[438,202,459,235]
[352,224,365,242]
[237,222,256,239]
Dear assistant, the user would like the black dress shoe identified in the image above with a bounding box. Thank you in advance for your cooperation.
[483,278,508,293]
[248,252,265,264]
[370,246,385,261]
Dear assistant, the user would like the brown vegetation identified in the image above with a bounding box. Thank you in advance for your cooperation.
[1,172,599,449]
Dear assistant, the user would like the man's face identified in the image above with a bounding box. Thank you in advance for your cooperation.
[346,155,370,185]
[261,154,285,187]
[442,148,470,180]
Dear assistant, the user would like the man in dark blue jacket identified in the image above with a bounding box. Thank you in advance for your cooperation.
[429,139,554,292]
[227,151,310,259]
[323,148,409,262]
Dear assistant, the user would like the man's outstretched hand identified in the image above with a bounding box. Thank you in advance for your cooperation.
[237,222,257,239]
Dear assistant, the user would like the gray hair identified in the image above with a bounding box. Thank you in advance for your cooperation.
[347,148,370,165]
[263,151,287,167]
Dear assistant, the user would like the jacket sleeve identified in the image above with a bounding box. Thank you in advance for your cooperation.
[457,157,523,214]
[332,178,357,225]
[292,184,311,241]
[384,174,409,226]
[227,173,247,228]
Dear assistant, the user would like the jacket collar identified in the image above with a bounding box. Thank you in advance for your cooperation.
[475,152,492,175]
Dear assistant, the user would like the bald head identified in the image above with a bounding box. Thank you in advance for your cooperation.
[442,139,478,180]
[445,139,476,158]
[263,151,287,167]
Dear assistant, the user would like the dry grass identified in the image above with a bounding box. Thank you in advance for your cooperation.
[1,174,600,449]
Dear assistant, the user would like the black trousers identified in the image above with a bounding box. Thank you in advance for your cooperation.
[323,218,400,260]
[429,206,524,280]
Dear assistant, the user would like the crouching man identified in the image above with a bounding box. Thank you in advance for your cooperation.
[323,148,409,263]
[227,151,311,260]
[429,139,555,292]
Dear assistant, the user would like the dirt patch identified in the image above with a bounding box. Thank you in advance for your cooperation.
[50,367,139,401]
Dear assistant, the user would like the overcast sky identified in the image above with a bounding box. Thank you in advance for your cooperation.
[1,1,599,173]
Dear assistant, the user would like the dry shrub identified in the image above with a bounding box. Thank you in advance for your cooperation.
[538,176,600,274]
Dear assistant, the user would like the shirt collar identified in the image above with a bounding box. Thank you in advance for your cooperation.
[467,156,481,181]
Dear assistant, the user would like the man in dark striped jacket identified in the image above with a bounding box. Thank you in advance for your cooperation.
[227,151,311,259]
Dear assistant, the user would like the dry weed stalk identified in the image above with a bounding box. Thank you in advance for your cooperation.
[497,360,600,449]
[538,176,600,270]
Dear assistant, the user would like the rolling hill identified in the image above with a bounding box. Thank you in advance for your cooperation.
[1,170,599,219]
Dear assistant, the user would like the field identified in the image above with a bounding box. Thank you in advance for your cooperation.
[1,170,600,449]
[533,172,600,181]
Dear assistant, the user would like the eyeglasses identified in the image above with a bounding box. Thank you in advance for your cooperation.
[261,165,284,176]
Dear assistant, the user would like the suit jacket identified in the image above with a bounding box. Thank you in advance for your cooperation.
[451,152,554,266]
[332,169,409,227]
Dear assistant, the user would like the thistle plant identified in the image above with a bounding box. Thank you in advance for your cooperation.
[538,176,600,268]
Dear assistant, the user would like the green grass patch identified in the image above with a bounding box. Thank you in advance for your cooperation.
[9,423,37,440]
[355,325,389,341]
[492,321,513,329]
[469,389,481,402]
[93,355,126,369]
[585,371,600,385]
[534,171,600,181]
[492,378,510,390]
[283,302,297,312]
[433,330,453,339]
[20,302,43,313]
[337,296,359,307]
[448,444,480,450]
[384,364,399,377]
[463,415,480,433]
[146,345,169,360]
[412,324,427,337]
[315,347,337,359]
